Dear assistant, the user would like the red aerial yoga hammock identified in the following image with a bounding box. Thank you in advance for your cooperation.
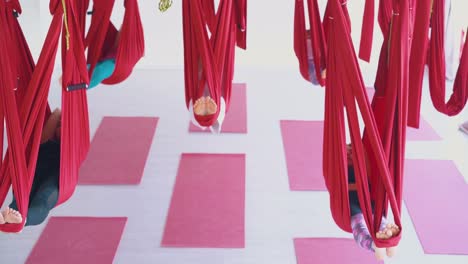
[322,0,409,248]
[85,0,145,85]
[294,0,374,86]
[0,0,90,233]
[183,0,246,127]
[293,0,327,86]
[427,0,468,116]
[407,0,432,128]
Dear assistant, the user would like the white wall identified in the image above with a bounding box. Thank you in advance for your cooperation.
[18,0,468,72]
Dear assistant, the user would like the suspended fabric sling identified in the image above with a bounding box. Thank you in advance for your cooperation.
[85,0,145,85]
[427,0,468,116]
[294,0,374,85]
[323,0,409,248]
[183,0,246,127]
[293,0,327,86]
[363,0,410,241]
[0,0,90,233]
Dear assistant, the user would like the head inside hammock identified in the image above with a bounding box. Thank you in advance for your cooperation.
[85,0,145,86]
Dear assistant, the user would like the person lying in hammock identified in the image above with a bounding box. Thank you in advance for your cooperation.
[306,30,327,85]
[346,144,400,260]
[59,29,120,89]
[0,108,62,227]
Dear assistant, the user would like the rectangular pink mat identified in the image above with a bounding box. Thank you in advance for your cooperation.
[406,118,442,141]
[294,238,382,264]
[404,159,468,254]
[79,116,158,185]
[280,120,327,191]
[189,83,247,133]
[162,153,245,248]
[366,87,441,141]
[26,217,127,264]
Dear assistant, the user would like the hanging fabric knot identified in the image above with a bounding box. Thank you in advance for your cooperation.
[158,0,173,12]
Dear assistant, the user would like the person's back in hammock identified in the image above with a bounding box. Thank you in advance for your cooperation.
[346,144,400,260]
[0,108,62,227]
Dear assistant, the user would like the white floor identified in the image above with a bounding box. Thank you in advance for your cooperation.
[0,65,467,264]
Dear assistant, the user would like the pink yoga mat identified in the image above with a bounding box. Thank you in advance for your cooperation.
[406,118,441,141]
[162,153,245,248]
[366,87,440,141]
[404,159,468,255]
[280,120,327,191]
[294,238,382,264]
[189,83,247,133]
[26,217,127,264]
[79,116,158,185]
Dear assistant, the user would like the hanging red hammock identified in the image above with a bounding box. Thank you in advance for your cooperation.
[427,0,468,116]
[293,0,327,86]
[86,0,145,85]
[406,0,432,128]
[322,0,408,248]
[0,0,90,233]
[294,0,374,86]
[182,0,246,127]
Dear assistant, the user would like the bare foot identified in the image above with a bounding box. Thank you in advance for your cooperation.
[205,96,217,115]
[376,223,400,258]
[2,208,22,224]
[193,97,206,115]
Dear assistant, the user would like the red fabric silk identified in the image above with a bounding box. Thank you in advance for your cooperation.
[86,0,145,85]
[407,0,432,128]
[0,0,90,233]
[358,0,375,62]
[427,0,468,116]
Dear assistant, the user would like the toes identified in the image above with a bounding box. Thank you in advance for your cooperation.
[385,229,393,237]
[376,231,383,239]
